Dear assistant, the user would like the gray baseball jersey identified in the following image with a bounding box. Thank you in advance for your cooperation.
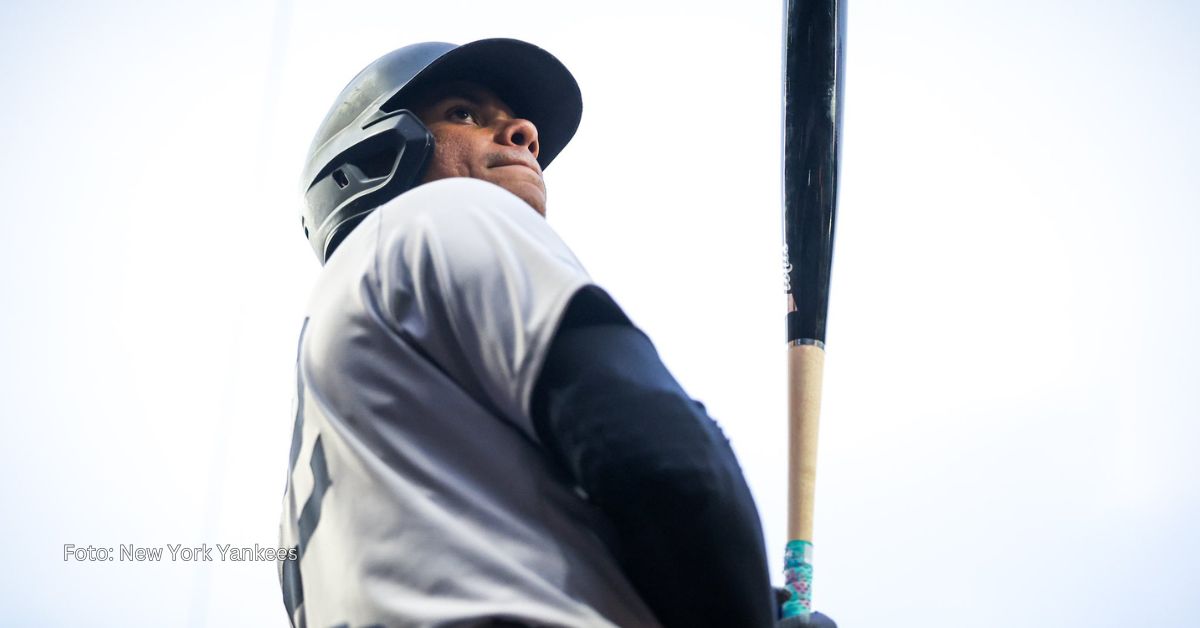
[279,178,660,628]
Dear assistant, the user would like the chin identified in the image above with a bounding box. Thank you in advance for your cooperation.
[497,180,546,216]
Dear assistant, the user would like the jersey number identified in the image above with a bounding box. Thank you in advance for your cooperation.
[282,319,335,627]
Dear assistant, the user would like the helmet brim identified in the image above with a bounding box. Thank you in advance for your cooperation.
[387,38,583,170]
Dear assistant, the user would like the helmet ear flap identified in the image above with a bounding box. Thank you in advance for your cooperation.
[302,111,434,264]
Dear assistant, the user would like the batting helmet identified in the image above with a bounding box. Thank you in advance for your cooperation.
[299,38,583,264]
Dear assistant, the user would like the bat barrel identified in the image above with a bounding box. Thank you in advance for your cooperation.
[782,0,846,344]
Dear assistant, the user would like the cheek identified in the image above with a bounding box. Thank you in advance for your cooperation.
[422,130,478,181]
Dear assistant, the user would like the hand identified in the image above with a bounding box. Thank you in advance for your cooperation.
[774,587,837,627]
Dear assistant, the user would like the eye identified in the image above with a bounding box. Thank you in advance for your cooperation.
[447,106,478,124]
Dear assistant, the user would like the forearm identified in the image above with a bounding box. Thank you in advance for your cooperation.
[533,311,774,627]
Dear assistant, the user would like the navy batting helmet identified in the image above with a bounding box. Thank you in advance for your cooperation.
[300,38,583,264]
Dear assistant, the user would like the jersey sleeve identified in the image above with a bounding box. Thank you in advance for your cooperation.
[373,178,595,441]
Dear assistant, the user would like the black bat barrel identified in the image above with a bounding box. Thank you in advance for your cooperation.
[782,0,846,346]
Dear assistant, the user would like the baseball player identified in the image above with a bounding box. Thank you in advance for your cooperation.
[280,38,837,628]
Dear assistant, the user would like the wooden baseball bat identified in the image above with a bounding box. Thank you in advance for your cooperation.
[780,0,847,619]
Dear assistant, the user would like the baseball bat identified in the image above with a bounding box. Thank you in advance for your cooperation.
[780,0,846,619]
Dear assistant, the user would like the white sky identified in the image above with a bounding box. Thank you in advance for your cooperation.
[2,0,1198,626]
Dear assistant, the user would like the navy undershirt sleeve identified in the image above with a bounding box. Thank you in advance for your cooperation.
[531,287,776,628]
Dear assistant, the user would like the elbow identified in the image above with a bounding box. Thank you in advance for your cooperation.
[577,390,745,522]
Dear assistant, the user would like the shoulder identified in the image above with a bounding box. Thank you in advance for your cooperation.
[375,177,539,237]
[372,177,585,281]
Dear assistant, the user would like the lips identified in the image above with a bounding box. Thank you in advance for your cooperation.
[489,153,543,176]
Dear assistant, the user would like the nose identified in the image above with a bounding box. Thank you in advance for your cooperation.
[496,118,540,160]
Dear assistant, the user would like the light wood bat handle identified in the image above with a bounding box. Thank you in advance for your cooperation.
[788,342,824,542]
[782,341,825,617]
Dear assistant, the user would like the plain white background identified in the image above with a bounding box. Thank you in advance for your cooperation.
[2,0,1197,625]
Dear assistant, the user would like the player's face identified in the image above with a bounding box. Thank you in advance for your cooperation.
[410,81,547,215]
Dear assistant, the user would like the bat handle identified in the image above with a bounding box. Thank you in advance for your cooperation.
[782,539,814,617]
[784,340,825,617]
